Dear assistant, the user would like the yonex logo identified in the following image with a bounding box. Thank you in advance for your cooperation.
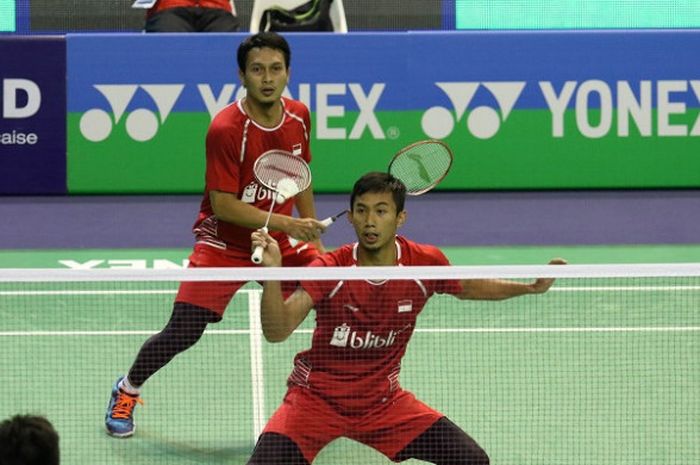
[421,82,526,139]
[79,84,184,142]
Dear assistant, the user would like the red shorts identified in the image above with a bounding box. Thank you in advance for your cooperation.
[175,242,319,316]
[262,386,443,463]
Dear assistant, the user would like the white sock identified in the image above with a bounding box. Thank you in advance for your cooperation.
[118,377,142,396]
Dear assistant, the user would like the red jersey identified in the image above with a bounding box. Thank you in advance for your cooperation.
[192,98,312,253]
[292,236,462,415]
[148,0,234,16]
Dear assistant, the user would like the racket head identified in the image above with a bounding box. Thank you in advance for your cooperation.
[253,150,312,196]
[387,140,453,195]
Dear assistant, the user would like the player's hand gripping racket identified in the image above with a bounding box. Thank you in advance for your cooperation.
[287,209,347,249]
[251,150,311,264]
[388,139,453,195]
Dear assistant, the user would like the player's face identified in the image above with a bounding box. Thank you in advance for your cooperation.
[350,191,406,252]
[239,47,289,105]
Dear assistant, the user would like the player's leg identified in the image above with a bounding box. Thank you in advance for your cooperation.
[355,390,488,465]
[105,244,244,437]
[126,301,221,386]
[247,433,309,465]
[144,7,197,32]
[393,417,489,465]
[248,387,342,464]
[105,301,222,437]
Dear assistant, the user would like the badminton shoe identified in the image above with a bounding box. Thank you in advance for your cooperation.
[105,376,142,438]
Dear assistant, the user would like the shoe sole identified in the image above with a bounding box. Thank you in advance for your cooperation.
[105,425,135,438]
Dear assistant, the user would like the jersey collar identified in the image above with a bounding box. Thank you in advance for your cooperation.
[351,236,402,265]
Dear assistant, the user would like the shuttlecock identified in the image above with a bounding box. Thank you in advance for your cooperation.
[275,178,299,203]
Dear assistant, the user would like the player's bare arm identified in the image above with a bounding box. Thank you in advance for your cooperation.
[251,229,315,342]
[210,190,324,243]
[456,258,567,300]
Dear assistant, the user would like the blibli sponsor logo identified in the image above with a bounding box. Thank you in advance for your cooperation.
[329,323,397,350]
[240,182,279,204]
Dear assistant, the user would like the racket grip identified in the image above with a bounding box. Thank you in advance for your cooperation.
[251,226,268,264]
[320,210,347,229]
[251,246,264,264]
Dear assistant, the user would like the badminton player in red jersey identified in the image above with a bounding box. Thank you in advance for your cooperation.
[249,172,566,464]
[105,32,327,438]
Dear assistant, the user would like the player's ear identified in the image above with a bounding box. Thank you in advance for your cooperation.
[238,69,246,87]
[396,210,407,228]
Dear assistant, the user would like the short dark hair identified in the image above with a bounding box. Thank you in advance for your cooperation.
[350,172,406,214]
[237,32,291,72]
[0,415,60,465]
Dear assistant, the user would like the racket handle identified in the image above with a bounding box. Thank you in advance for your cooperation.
[320,210,348,228]
[251,227,268,264]
[251,246,264,264]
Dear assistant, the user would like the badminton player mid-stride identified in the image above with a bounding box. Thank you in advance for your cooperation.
[249,172,566,465]
[104,31,327,438]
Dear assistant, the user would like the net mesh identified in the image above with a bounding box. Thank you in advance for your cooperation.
[0,264,698,465]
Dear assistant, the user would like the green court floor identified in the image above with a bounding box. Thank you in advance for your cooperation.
[1,245,698,464]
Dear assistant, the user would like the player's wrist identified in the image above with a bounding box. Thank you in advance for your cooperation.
[268,213,290,233]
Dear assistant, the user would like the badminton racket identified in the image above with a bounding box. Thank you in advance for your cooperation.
[251,150,311,264]
[320,209,348,227]
[388,139,453,195]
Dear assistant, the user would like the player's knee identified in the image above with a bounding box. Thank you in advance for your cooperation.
[247,433,308,465]
[433,417,490,465]
[165,302,219,348]
[454,437,489,465]
[468,447,489,465]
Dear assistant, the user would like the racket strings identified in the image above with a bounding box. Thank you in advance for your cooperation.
[389,142,452,195]
[254,150,312,194]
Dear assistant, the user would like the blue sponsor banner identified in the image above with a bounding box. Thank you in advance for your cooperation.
[67,31,700,191]
[68,31,700,113]
[1,36,66,194]
[67,33,410,113]
[409,30,700,109]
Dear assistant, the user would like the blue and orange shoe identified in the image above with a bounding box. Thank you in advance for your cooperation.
[105,376,143,438]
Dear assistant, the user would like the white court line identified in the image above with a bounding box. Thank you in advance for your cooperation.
[0,329,250,337]
[1,327,698,337]
[246,290,266,443]
[2,286,700,296]
[0,290,177,295]
[552,286,700,291]
[414,327,700,333]
[0,289,260,296]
